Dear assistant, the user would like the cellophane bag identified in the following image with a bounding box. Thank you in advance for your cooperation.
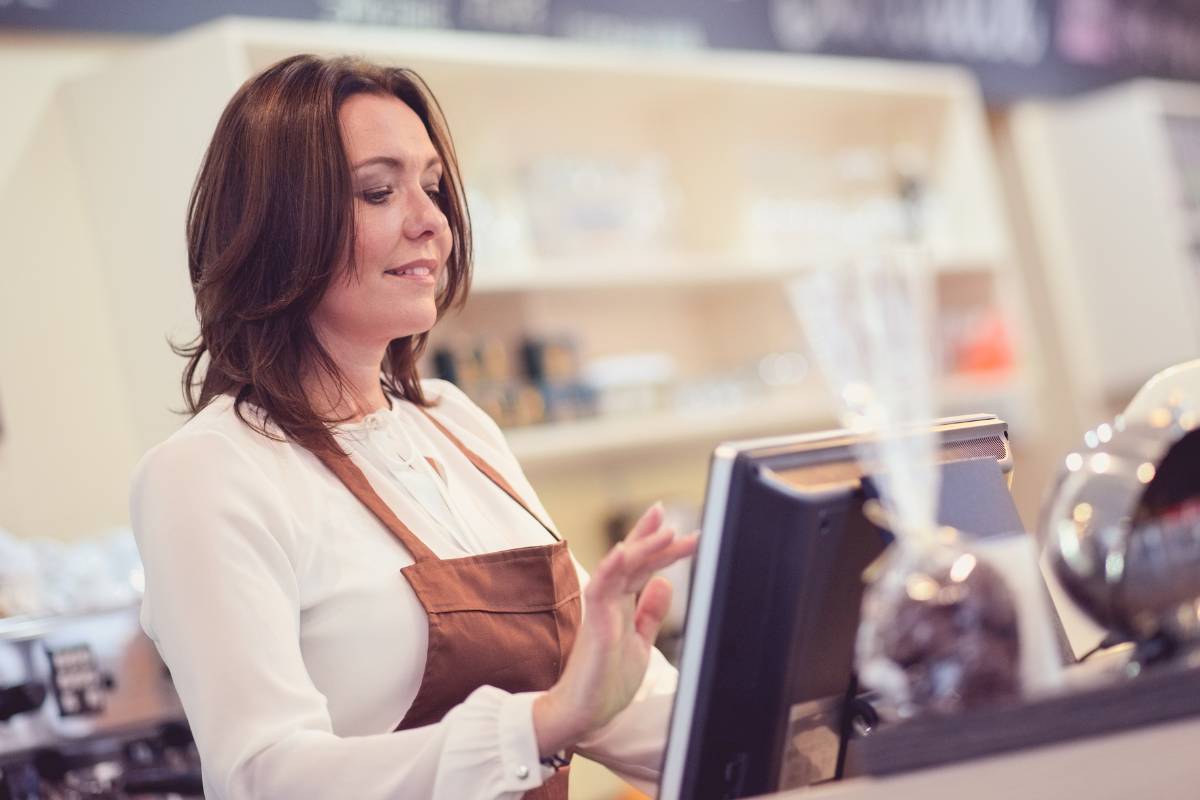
[788,246,1022,720]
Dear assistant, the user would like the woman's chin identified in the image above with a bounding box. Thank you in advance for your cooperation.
[389,314,438,342]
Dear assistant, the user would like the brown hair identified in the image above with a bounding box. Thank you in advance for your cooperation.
[177,54,472,453]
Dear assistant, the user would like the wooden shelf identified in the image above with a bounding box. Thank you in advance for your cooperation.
[505,373,1019,470]
[470,252,1001,293]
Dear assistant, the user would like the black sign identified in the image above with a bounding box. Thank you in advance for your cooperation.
[2,0,1199,100]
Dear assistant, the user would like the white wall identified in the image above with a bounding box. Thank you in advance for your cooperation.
[0,33,140,198]
[0,32,144,539]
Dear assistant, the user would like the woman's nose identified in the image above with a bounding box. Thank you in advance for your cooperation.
[404,188,449,241]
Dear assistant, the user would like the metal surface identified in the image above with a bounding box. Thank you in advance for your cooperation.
[1043,379,1200,643]
[0,604,199,798]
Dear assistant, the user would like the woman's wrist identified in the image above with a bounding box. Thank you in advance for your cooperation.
[532,689,586,758]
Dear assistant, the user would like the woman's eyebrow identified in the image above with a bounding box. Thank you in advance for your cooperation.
[352,155,443,173]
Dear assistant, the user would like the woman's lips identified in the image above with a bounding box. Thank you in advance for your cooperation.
[384,260,437,284]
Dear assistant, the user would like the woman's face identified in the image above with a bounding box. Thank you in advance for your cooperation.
[311,92,452,355]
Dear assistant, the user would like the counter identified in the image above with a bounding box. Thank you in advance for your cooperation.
[783,713,1200,799]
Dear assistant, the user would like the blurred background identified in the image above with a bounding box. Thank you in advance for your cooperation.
[2,1,1199,797]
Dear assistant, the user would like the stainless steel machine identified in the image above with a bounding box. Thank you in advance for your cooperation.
[0,605,200,799]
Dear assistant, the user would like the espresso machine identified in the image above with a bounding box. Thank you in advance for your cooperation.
[0,605,201,799]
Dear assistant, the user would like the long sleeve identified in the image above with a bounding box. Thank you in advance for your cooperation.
[570,557,679,795]
[131,429,551,800]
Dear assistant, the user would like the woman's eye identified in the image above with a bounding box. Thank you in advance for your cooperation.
[424,187,442,203]
[362,188,393,205]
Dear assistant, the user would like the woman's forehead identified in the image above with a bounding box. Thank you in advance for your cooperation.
[339,93,440,170]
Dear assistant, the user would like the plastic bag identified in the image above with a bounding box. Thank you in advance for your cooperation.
[789,246,1022,719]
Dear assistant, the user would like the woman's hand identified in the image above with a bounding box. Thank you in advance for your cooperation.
[533,502,699,756]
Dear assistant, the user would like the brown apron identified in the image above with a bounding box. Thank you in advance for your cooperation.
[314,409,581,799]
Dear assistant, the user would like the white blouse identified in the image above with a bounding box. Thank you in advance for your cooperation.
[130,379,677,800]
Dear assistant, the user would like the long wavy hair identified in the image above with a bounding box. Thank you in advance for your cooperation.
[177,54,472,454]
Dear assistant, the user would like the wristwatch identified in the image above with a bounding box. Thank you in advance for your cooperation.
[539,750,571,771]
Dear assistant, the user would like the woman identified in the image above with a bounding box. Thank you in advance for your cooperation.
[130,54,697,799]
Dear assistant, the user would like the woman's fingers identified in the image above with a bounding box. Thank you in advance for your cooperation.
[634,576,674,644]
[586,541,629,605]
[587,538,657,608]
[611,527,678,588]
[622,531,699,592]
[626,501,665,543]
[589,529,698,607]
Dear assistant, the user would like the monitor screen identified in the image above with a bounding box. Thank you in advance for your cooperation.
[659,414,1023,800]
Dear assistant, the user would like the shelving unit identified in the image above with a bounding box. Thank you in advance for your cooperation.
[469,253,1002,293]
[48,16,1031,461]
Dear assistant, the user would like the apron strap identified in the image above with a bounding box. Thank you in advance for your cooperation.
[417,407,561,542]
[313,401,561,564]
[312,447,440,563]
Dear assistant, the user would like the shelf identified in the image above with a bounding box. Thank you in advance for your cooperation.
[469,252,1001,293]
[504,373,1019,470]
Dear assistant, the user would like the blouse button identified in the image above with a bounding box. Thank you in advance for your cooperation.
[515,764,530,780]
